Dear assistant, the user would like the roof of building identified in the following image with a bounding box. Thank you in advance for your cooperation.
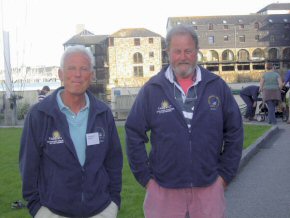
[63,29,108,46]
[110,28,162,38]
[257,3,290,13]
[167,13,290,26]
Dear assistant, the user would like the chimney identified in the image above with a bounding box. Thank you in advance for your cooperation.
[76,24,85,34]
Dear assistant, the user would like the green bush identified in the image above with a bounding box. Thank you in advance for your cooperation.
[17,103,30,120]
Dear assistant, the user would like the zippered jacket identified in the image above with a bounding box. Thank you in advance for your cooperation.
[125,65,243,188]
[19,87,123,217]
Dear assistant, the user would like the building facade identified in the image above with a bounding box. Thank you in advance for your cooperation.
[107,28,163,89]
[62,3,290,98]
[63,29,109,100]
[166,3,290,82]
[63,28,164,102]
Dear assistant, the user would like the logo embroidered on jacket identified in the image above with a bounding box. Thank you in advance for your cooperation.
[156,100,175,114]
[47,130,64,145]
[208,95,220,110]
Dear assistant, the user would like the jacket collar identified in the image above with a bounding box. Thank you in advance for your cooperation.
[38,86,108,117]
[165,65,202,86]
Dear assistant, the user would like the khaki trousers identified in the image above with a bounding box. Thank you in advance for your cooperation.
[35,201,118,218]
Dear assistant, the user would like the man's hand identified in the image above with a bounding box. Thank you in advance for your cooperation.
[218,176,227,189]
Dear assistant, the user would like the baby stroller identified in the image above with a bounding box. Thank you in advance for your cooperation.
[256,86,289,122]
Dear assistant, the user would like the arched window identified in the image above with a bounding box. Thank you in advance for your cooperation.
[198,51,203,62]
[237,49,250,62]
[252,48,265,61]
[282,48,290,60]
[268,48,279,60]
[133,52,143,64]
[206,50,219,62]
[222,50,235,61]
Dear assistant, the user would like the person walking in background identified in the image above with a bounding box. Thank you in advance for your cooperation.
[37,85,50,101]
[259,63,283,125]
[283,69,290,124]
[20,45,123,218]
[239,85,260,121]
[284,69,290,88]
[125,24,243,218]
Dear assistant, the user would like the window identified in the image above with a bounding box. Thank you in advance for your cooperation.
[237,65,250,70]
[283,34,290,40]
[109,38,114,46]
[133,52,143,63]
[150,65,155,71]
[134,66,143,77]
[222,50,234,61]
[222,65,235,71]
[268,48,278,60]
[238,49,250,62]
[134,38,140,46]
[255,35,260,41]
[208,23,213,30]
[239,24,244,29]
[148,38,154,44]
[270,35,275,42]
[149,52,154,58]
[254,22,259,29]
[239,35,245,42]
[193,26,198,30]
[224,25,229,30]
[206,65,219,71]
[208,36,214,44]
[224,35,229,41]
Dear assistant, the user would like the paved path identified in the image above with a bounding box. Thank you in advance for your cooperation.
[225,120,290,218]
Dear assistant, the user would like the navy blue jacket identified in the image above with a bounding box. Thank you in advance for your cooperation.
[19,87,123,217]
[240,85,260,101]
[125,66,243,188]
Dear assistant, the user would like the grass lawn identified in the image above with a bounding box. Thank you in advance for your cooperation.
[0,124,271,218]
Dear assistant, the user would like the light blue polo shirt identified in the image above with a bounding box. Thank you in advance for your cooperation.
[57,90,90,166]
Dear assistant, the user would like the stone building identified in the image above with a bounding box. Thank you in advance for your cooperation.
[166,3,290,83]
[107,28,163,89]
[63,28,164,102]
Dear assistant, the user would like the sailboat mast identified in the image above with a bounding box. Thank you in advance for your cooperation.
[2,31,12,99]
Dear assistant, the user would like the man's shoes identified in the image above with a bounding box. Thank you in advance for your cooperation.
[11,200,26,209]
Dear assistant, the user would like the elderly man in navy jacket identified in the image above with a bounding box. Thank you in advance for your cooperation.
[20,45,123,218]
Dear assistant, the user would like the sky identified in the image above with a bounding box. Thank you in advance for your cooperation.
[0,0,289,70]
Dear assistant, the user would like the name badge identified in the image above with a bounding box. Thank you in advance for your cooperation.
[86,132,100,146]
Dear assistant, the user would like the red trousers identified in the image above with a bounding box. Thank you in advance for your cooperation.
[144,177,226,218]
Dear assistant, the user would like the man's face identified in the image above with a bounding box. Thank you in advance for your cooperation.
[168,33,198,78]
[58,53,93,97]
